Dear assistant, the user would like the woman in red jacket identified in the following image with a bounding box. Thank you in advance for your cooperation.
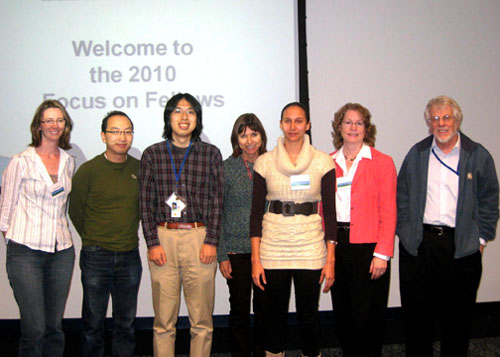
[330,103,397,357]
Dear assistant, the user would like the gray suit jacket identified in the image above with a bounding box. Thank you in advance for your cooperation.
[396,132,499,258]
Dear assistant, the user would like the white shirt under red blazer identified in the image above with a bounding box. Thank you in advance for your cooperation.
[330,146,397,258]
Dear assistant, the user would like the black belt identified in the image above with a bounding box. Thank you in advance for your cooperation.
[337,222,350,231]
[268,200,318,216]
[423,224,454,236]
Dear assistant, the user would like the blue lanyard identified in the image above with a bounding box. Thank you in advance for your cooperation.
[432,148,459,176]
[166,140,192,185]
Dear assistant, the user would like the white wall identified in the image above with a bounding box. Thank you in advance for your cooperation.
[307,0,500,307]
[0,0,299,319]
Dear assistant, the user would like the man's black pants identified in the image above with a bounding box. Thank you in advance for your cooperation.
[399,228,482,357]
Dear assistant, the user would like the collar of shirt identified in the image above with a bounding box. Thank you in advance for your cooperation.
[332,144,371,223]
[332,143,372,176]
[431,133,461,155]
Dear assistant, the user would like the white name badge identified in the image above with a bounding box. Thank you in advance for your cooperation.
[336,176,352,191]
[290,174,311,191]
[49,182,64,197]
[166,192,187,218]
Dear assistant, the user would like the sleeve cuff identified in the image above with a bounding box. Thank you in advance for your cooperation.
[373,252,391,261]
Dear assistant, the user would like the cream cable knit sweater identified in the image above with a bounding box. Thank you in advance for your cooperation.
[253,135,334,269]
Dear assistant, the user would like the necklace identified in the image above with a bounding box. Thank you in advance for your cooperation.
[344,153,357,162]
[343,145,361,162]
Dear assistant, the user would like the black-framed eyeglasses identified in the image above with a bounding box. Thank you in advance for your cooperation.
[105,130,134,136]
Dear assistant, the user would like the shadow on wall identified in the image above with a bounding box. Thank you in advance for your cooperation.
[0,156,9,193]
[67,144,87,171]
[128,147,142,161]
[0,156,9,179]
[200,133,212,145]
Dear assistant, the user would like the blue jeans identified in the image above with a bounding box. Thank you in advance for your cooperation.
[6,241,75,357]
[80,246,142,357]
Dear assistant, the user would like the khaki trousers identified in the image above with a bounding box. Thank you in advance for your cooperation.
[149,225,216,357]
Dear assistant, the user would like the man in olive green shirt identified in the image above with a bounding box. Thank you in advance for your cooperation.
[69,111,142,357]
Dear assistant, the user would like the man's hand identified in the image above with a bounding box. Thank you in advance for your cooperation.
[219,260,232,279]
[148,245,166,266]
[200,243,217,264]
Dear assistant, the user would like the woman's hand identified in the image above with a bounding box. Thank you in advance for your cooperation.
[219,260,232,279]
[369,256,387,280]
[251,237,266,290]
[320,261,335,292]
[252,258,266,291]
[320,241,336,292]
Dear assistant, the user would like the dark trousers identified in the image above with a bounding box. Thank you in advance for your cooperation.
[80,246,142,357]
[331,229,390,357]
[399,229,482,357]
[264,269,322,356]
[226,254,267,357]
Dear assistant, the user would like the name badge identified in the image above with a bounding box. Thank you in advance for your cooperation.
[290,174,311,191]
[166,192,187,218]
[337,176,352,191]
[49,182,64,197]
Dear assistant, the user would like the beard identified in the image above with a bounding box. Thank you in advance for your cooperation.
[435,129,458,144]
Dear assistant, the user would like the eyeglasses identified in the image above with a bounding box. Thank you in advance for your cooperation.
[41,119,65,125]
[105,130,134,136]
[428,114,455,123]
[342,120,365,127]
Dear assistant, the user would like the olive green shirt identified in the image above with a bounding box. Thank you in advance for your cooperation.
[69,154,140,251]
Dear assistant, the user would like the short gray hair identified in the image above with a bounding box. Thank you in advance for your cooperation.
[424,95,463,127]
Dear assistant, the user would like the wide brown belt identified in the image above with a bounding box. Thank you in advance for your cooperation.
[158,222,205,229]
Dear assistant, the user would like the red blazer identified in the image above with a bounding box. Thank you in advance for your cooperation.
[331,147,397,257]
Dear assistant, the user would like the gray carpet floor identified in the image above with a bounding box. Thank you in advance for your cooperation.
[167,336,500,357]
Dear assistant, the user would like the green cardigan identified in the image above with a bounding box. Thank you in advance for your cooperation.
[217,155,254,262]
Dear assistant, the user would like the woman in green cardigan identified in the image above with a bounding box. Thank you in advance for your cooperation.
[218,113,268,357]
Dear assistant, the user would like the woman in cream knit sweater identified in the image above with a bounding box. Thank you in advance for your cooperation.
[250,102,337,357]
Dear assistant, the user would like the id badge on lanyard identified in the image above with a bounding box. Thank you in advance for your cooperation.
[165,140,192,218]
